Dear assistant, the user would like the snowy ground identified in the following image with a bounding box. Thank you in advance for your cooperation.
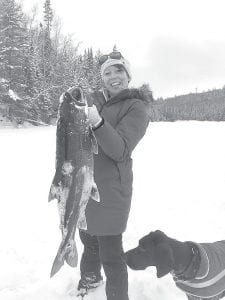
[1,122,225,300]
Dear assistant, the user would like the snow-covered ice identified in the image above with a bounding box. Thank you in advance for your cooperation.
[1,122,225,300]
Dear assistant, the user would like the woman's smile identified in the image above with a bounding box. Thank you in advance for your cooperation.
[111,82,121,87]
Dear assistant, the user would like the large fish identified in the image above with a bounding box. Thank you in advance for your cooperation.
[48,87,100,278]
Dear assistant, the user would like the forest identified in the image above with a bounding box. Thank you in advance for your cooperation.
[0,0,225,126]
[0,0,103,125]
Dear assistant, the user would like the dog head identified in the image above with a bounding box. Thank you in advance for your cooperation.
[125,230,175,278]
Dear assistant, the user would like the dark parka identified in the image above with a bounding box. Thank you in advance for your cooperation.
[85,85,152,236]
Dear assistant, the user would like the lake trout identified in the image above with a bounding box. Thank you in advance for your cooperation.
[48,87,100,278]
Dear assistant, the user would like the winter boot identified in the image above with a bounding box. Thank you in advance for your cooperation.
[77,272,103,297]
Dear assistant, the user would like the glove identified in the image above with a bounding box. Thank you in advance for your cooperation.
[88,105,103,128]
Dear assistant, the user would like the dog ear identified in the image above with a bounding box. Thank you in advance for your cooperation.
[155,242,174,278]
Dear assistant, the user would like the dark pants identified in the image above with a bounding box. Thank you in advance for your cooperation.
[79,230,129,300]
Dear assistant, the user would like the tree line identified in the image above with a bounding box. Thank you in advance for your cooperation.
[1,0,224,126]
[151,87,225,122]
[0,0,103,125]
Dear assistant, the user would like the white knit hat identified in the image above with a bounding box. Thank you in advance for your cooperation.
[100,57,132,82]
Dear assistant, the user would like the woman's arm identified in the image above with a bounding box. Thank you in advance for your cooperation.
[94,102,150,162]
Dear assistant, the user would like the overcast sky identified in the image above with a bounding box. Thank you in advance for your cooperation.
[21,0,225,98]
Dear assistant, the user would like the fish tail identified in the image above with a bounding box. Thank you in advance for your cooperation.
[50,250,65,278]
[91,183,100,202]
[50,239,78,277]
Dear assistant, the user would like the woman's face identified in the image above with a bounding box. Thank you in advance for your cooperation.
[102,65,129,97]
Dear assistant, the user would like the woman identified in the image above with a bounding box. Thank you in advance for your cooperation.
[77,51,153,300]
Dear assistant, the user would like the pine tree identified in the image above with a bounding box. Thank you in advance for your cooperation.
[93,50,103,90]
[84,48,94,88]
[0,0,28,93]
[23,44,37,97]
[42,0,53,81]
[75,52,90,91]
[23,9,42,98]
[32,0,55,122]
[43,0,53,34]
[76,48,102,91]
[53,35,80,92]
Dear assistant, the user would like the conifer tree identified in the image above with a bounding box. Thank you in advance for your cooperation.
[43,0,53,69]
[34,0,55,121]
[23,43,37,97]
[93,50,103,90]
[44,0,53,34]
[0,0,28,93]
[84,48,94,87]
[40,0,53,82]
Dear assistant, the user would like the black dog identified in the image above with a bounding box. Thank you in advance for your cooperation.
[125,230,225,300]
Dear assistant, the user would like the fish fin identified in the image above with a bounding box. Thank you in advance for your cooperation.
[77,215,87,230]
[50,251,65,278]
[48,184,61,202]
[90,129,98,154]
[65,239,78,267]
[91,183,100,202]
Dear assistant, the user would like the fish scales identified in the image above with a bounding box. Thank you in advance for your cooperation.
[48,87,99,278]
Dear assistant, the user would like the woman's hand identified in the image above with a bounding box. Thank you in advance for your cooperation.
[88,105,103,129]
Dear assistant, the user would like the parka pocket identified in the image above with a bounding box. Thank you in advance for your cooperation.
[116,158,133,186]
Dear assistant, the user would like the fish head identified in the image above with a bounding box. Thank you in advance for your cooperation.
[61,87,90,131]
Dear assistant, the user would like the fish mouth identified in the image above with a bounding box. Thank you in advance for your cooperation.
[68,87,86,106]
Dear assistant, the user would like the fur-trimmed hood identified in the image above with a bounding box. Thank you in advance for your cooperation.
[90,84,153,112]
[89,84,153,119]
